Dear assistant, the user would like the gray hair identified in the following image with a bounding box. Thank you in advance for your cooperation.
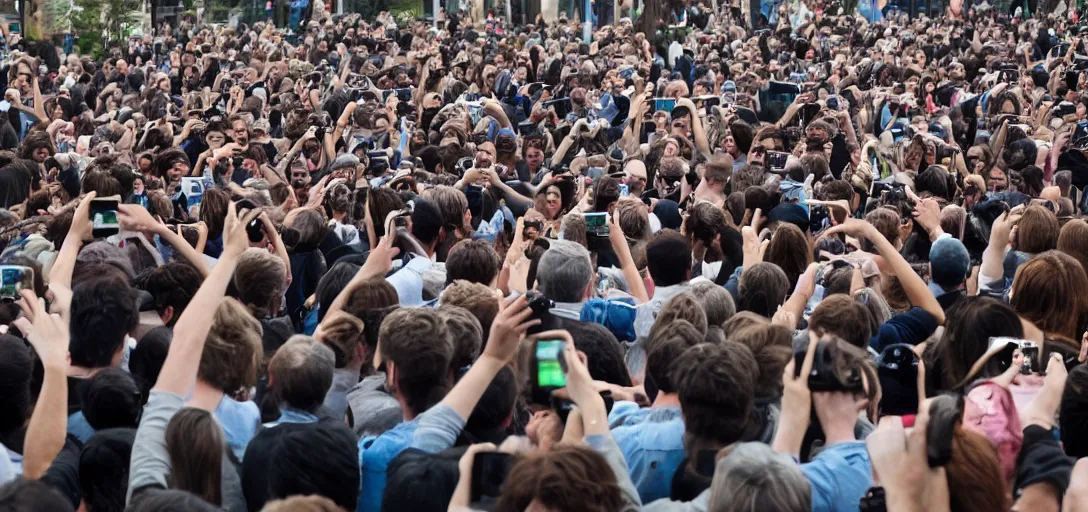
[708,442,811,512]
[690,281,737,327]
[269,335,336,413]
[536,239,593,303]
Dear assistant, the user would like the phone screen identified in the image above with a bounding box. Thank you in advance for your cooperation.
[767,151,790,171]
[654,98,676,113]
[584,212,609,237]
[470,452,514,503]
[90,199,120,237]
[536,340,566,388]
[0,265,33,300]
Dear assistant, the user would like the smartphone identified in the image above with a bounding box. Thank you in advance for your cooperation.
[90,196,121,238]
[653,98,676,113]
[584,212,609,237]
[1020,341,1040,374]
[875,344,919,416]
[0,265,33,301]
[532,339,567,404]
[470,452,513,503]
[767,150,790,171]
[585,167,605,181]
[618,67,636,79]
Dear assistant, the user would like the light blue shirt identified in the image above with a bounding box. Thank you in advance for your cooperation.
[213,396,261,463]
[609,401,686,504]
[358,418,419,512]
[386,255,436,307]
[800,441,872,512]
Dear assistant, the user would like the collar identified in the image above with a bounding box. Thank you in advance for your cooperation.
[550,301,584,320]
[277,407,320,424]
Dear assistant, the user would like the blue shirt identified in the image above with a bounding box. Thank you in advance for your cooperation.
[800,441,872,512]
[67,411,96,443]
[214,396,261,463]
[609,402,686,504]
[870,307,939,352]
[358,418,419,512]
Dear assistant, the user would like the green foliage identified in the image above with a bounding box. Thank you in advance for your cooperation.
[71,0,141,58]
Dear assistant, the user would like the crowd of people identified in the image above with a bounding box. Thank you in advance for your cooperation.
[1,0,1088,510]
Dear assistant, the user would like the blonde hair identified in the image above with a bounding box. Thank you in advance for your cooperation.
[197,297,264,394]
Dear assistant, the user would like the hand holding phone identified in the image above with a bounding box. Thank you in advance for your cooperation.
[90,195,122,238]
[0,265,33,301]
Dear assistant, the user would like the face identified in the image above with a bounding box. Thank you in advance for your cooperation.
[206,130,226,149]
[966,147,985,173]
[525,147,544,170]
[291,167,311,186]
[723,135,737,155]
[545,187,562,215]
[664,141,680,157]
[242,158,259,174]
[32,146,49,162]
[138,157,152,173]
[988,168,1008,191]
[232,120,249,145]
[168,161,189,182]
[670,120,689,138]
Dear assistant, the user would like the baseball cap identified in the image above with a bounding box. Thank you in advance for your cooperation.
[929,235,970,289]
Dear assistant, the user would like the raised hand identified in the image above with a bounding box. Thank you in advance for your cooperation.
[485,295,540,364]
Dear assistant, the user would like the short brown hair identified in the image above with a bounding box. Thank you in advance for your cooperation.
[644,319,705,394]
[379,309,453,414]
[647,293,708,341]
[808,295,874,349]
[763,223,812,289]
[614,199,651,242]
[269,335,336,412]
[445,239,502,286]
[730,324,793,398]
[497,446,625,512]
[261,496,340,512]
[233,248,287,318]
[672,342,758,445]
[1015,204,1059,254]
[440,280,499,346]
[437,305,482,372]
[866,207,901,247]
[342,278,399,320]
[1058,219,1088,274]
[315,311,365,368]
[1011,250,1088,343]
[197,298,263,394]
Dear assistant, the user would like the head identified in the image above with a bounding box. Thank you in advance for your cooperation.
[232,248,288,317]
[440,280,500,348]
[646,229,692,287]
[707,442,812,512]
[0,336,33,433]
[808,295,874,350]
[266,422,359,510]
[196,297,263,394]
[689,281,737,329]
[536,239,593,303]
[437,305,483,374]
[674,342,758,449]
[497,446,626,512]
[934,297,1025,389]
[379,309,454,416]
[70,275,139,369]
[644,319,705,396]
[1058,220,1088,275]
[1013,204,1059,254]
[945,425,1011,512]
[269,335,336,413]
[79,428,137,512]
[763,224,812,290]
[81,369,142,431]
[737,262,790,318]
[143,262,203,326]
[1010,250,1088,342]
[165,408,225,506]
[729,324,794,399]
[445,239,502,287]
[341,277,399,321]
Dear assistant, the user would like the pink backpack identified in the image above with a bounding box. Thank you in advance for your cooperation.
[962,381,1023,482]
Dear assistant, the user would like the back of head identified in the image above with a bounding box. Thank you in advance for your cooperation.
[498,445,624,512]
[566,321,632,387]
[644,319,705,395]
[81,368,142,431]
[129,327,171,401]
[1058,219,1088,275]
[672,342,758,446]
[647,293,708,340]
[79,427,136,512]
[383,447,463,512]
[808,295,874,349]
[315,261,360,322]
[233,248,287,317]
[646,229,692,287]
[197,297,263,394]
[342,277,399,320]
[708,442,811,512]
[445,239,502,286]
[1011,250,1088,342]
[143,262,202,327]
[379,308,453,414]
[268,421,359,510]
[936,296,1024,389]
[536,239,593,303]
[316,311,365,369]
[437,305,482,373]
[465,365,518,438]
[690,281,736,328]
[1015,204,1059,254]
[946,426,1010,512]
[262,496,341,512]
[737,262,790,318]
[70,274,138,369]
[0,335,32,433]
[0,479,75,512]
[165,408,225,506]
[410,198,444,248]
[440,280,499,347]
[729,324,794,399]
[269,335,336,413]
[763,223,811,289]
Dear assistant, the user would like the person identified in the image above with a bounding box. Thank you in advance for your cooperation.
[6,5,1088,512]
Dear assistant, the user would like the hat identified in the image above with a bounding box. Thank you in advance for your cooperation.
[329,153,360,171]
[929,236,970,289]
[653,199,683,230]
[767,203,810,233]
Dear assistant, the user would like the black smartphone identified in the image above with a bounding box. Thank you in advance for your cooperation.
[767,150,790,172]
[926,394,963,468]
[470,452,514,503]
[90,197,121,238]
[246,217,264,243]
[875,344,919,416]
[531,338,567,404]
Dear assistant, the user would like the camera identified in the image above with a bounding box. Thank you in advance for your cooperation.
[793,338,865,393]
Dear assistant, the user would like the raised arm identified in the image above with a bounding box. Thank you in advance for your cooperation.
[119,204,211,277]
[19,288,70,479]
[675,97,710,156]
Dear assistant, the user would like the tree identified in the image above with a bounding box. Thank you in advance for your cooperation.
[72,0,140,58]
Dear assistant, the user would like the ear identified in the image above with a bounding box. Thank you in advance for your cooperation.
[160,305,174,325]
